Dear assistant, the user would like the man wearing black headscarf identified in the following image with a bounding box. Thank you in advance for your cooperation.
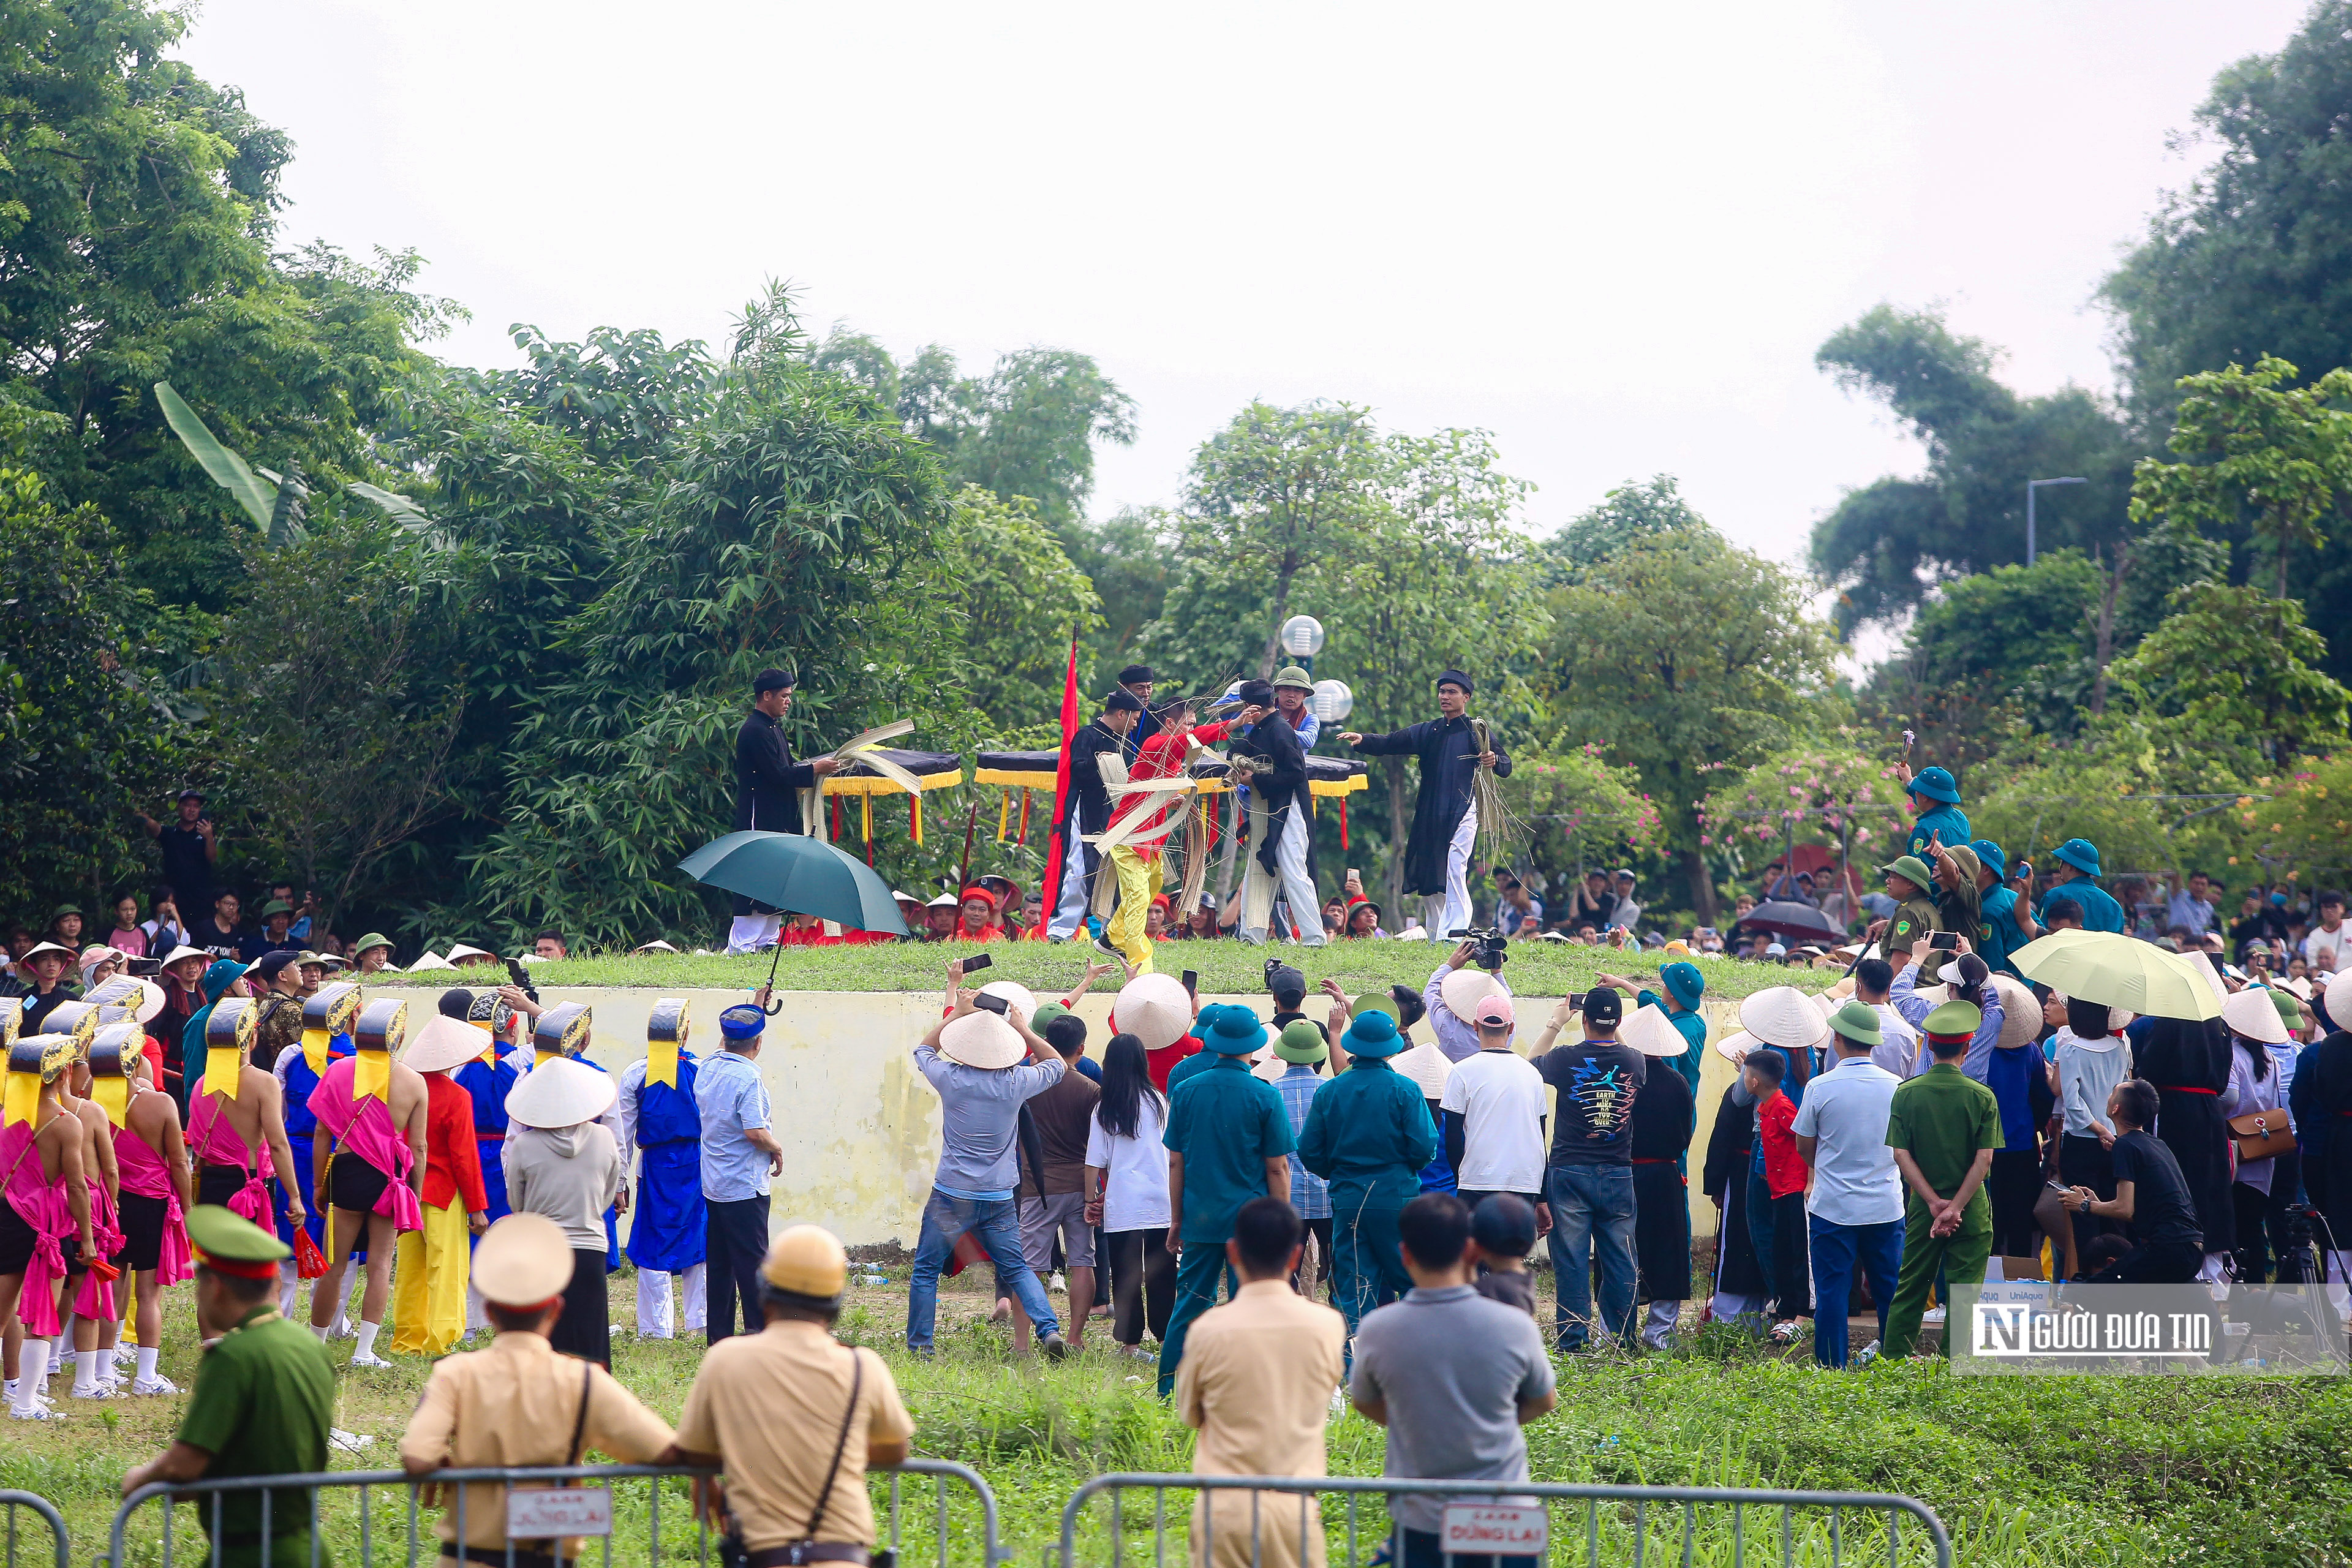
[728,669,837,952]
[1046,690,1144,943]
[1117,665,1161,749]
[1231,680,1322,948]
[1341,670,1510,941]
[2135,1014,2235,1276]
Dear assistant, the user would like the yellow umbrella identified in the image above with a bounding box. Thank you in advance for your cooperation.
[2008,930,2222,1020]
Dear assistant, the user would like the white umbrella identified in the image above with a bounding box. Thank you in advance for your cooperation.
[2009,930,2221,1021]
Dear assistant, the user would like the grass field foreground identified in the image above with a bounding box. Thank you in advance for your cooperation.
[2,1267,2344,1568]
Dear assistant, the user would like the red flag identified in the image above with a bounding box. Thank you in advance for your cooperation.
[1033,631,1082,937]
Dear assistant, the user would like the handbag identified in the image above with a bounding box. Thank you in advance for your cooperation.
[2227,1109,2296,1163]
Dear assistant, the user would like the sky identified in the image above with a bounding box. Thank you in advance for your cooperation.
[175,1,2313,570]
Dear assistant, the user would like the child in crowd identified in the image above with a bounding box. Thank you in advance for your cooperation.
[1468,1193,1537,1316]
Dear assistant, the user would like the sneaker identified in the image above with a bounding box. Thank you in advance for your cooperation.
[6,1406,63,1421]
[349,1352,394,1370]
[1329,1387,1348,1414]
[68,1382,115,1401]
[111,1345,137,1368]
[1922,1306,1946,1324]
[1049,1272,1067,1295]
[1853,1340,1882,1367]
[1770,1320,1798,1344]
[1090,932,1123,960]
[1039,1333,1071,1362]
[130,1376,180,1396]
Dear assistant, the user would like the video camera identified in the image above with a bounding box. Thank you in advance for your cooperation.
[1449,925,1509,973]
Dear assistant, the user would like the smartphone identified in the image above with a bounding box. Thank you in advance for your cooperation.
[1181,970,1198,997]
[1566,991,1588,1012]
[1929,931,1960,951]
[126,957,162,978]
[973,992,1009,1015]
[959,952,992,974]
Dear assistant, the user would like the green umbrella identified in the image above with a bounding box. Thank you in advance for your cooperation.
[2010,929,2222,1020]
[676,831,911,1009]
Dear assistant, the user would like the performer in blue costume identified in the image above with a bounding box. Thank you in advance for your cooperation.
[616,998,707,1339]
[271,982,361,1330]
[453,987,527,1338]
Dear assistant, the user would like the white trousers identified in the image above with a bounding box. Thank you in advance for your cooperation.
[1420,804,1478,942]
[1048,821,1089,939]
[1642,1300,1678,1349]
[635,1264,709,1338]
[1240,799,1324,948]
[1710,1289,1763,1325]
[726,913,780,954]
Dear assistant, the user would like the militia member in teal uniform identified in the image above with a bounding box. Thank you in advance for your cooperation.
[1899,766,1970,889]
[2040,838,2126,934]
[1967,840,2038,976]
[121,1205,333,1568]
[1298,1004,1439,1348]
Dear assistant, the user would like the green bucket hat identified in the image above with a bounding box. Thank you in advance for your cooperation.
[1273,1019,1328,1065]
[1879,855,1934,891]
[1272,666,1314,693]
[1030,1001,1072,1034]
[351,932,393,959]
[259,899,293,918]
[1658,960,1705,1011]
[1826,1000,1883,1047]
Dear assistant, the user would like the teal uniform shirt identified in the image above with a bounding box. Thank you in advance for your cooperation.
[1163,1055,1295,1245]
[1636,992,1708,1094]
[1908,804,1971,888]
[1978,884,2027,975]
[2041,875,2125,934]
[1297,1059,1439,1212]
[1165,1049,1216,1094]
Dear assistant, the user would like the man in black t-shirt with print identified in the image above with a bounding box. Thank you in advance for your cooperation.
[2064,1078,2203,1283]
[1531,986,1647,1351]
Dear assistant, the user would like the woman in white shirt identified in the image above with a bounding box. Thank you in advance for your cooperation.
[2052,998,2130,1262]
[1083,1033,1173,1359]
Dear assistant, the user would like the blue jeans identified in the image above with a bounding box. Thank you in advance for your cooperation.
[1545,1164,1637,1351]
[906,1189,1060,1351]
[1807,1213,1903,1368]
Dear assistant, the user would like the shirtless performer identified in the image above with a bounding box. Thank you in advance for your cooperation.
[306,998,426,1368]
[106,1031,192,1395]
[0,1025,93,1420]
[186,997,306,1238]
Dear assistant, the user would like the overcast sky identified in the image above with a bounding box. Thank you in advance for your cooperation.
[177,1,2310,567]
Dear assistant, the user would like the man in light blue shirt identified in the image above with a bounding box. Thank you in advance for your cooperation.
[1791,1004,1904,1368]
[2165,869,2218,938]
[696,998,783,1344]
[905,974,1072,1359]
[1423,948,1513,1065]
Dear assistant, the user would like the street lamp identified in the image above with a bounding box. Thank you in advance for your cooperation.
[2026,477,2086,566]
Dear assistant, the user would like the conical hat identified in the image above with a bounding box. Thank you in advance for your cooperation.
[1991,974,2042,1051]
[975,981,1038,1025]
[1714,1029,1762,1066]
[2221,986,2290,1046]
[1114,974,1192,1052]
[1739,986,1830,1052]
[1620,1003,1689,1058]
[508,1055,617,1128]
[938,1009,1026,1070]
[1391,1041,1454,1099]
[402,1014,491,1075]
[1438,967,1504,1021]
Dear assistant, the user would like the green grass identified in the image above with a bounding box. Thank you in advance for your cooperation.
[377,944,1835,1000]
[10,1268,2346,1568]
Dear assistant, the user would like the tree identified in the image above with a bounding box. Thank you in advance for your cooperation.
[0,468,182,918]
[1698,735,1914,901]
[1809,306,2138,633]
[1538,474,1709,582]
[2102,4,2352,423]
[1542,527,1840,921]
[202,518,466,929]
[1498,745,1664,894]
[1866,552,2106,747]
[2128,356,2352,599]
[936,488,1105,743]
[2106,581,2352,764]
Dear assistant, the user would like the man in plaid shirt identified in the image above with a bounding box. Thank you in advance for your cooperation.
[1269,1020,1334,1297]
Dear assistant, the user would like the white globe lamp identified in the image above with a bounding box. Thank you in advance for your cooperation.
[1278,615,1325,657]
[1310,679,1354,724]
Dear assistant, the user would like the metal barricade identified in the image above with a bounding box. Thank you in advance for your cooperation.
[105,1459,999,1568]
[0,1491,66,1568]
[1057,1474,1953,1568]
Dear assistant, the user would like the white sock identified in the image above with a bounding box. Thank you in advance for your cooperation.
[354,1321,380,1360]
[13,1346,47,1412]
[135,1346,159,1383]
[280,1278,298,1315]
[2,1379,13,1403]
[48,1332,67,1369]
[72,1350,97,1390]
[312,1324,329,1342]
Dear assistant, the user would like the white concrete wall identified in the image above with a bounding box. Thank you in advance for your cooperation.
[529,985,1747,1250]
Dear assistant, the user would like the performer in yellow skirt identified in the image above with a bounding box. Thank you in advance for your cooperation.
[390,1016,492,1355]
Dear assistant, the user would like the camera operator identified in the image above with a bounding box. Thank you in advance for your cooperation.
[1422,933,1513,1064]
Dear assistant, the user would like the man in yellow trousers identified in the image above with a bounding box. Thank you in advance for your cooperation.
[390,1016,492,1355]
[1101,695,1264,972]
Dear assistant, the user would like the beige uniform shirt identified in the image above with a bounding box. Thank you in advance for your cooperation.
[1175,1278,1348,1568]
[674,1320,914,1550]
[398,1331,676,1550]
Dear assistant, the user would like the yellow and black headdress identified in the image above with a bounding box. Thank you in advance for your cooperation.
[0,998,18,1055]
[205,998,258,1099]
[88,1021,143,1128]
[353,998,409,1102]
[38,998,127,1050]
[301,982,362,1076]
[533,1002,591,1068]
[466,990,515,1068]
[4,1033,75,1127]
[646,999,690,1088]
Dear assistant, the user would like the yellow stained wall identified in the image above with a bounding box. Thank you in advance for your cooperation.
[539,985,1748,1250]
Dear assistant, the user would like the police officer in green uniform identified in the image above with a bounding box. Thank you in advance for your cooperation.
[1874,855,1943,961]
[1297,1005,1438,1346]
[121,1206,335,1567]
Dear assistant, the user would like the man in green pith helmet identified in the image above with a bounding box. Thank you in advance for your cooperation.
[122,1205,334,1567]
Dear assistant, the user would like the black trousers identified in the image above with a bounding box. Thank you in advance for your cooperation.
[1986,1148,2045,1257]
[2088,1239,2203,1284]
[1104,1227,1176,1346]
[549,1248,610,1366]
[2231,1155,2303,1283]
[706,1194,771,1344]
[2058,1133,2118,1259]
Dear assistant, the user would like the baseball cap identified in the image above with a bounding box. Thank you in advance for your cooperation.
[1582,987,1623,1025]
[1472,994,1515,1028]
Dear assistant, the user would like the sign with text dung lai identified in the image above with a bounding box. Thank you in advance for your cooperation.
[1953,1284,2348,1377]
[506,1487,614,1538]
[1441,1504,1548,1555]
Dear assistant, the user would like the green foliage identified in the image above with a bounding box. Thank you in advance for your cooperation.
[2102,3,2352,423]
[1697,734,1913,869]
[1540,527,1840,919]
[1498,745,1665,883]
[0,469,181,913]
[2106,581,2351,764]
[1809,306,2138,633]
[933,488,1105,742]
[1869,552,2105,745]
[1537,473,1709,582]
[2248,756,2352,885]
